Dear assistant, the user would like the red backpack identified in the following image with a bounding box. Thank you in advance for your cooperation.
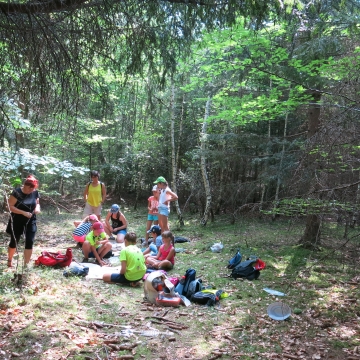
[35,248,72,267]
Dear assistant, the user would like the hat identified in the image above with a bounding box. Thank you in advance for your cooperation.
[92,222,104,232]
[89,214,98,221]
[147,225,162,235]
[152,185,158,191]
[110,204,120,213]
[154,176,166,184]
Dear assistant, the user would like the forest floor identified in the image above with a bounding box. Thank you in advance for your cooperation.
[0,198,359,360]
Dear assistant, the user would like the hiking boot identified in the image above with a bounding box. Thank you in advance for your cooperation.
[82,258,89,263]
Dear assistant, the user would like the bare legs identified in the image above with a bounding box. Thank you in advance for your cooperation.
[7,247,33,266]
[158,214,169,232]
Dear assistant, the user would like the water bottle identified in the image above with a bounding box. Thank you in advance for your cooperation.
[175,275,186,295]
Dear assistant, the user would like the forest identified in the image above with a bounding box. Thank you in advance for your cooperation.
[1,1,360,360]
[1,1,360,244]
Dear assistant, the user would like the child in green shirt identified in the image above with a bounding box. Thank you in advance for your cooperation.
[103,232,146,286]
[82,221,112,266]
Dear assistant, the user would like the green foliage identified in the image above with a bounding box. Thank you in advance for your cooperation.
[264,198,360,217]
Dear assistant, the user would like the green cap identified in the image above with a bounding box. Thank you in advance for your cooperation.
[154,176,166,183]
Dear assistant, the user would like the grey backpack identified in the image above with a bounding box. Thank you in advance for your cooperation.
[185,278,204,299]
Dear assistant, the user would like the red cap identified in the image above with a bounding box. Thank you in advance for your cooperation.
[92,222,104,232]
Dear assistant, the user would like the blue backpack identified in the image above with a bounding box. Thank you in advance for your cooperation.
[185,278,204,299]
[227,250,242,269]
[178,268,196,296]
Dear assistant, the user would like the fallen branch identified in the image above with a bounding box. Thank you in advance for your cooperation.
[283,354,299,359]
[75,320,132,329]
[224,334,237,343]
[208,353,222,360]
[106,343,138,351]
[149,320,181,334]
[146,316,188,328]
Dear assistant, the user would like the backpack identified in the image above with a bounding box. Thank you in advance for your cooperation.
[35,248,73,267]
[63,264,89,277]
[191,290,224,306]
[185,278,204,299]
[180,268,196,297]
[230,258,266,280]
[227,250,242,269]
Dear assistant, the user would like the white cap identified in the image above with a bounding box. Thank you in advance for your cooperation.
[152,185,158,191]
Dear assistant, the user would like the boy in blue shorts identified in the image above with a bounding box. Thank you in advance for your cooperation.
[103,232,146,287]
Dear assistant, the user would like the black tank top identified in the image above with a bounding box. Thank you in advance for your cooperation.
[111,212,124,228]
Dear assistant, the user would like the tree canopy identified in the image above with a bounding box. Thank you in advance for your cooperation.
[1,0,360,247]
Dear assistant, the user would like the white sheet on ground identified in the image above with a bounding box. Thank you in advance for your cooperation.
[76,261,121,279]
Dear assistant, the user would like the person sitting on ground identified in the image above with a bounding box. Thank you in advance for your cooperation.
[82,221,112,266]
[103,232,146,287]
[142,225,162,259]
[145,230,175,270]
[72,214,98,245]
[104,204,128,243]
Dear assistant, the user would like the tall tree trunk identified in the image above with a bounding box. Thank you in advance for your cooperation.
[170,84,184,226]
[200,97,212,226]
[299,92,322,249]
[272,111,289,220]
[214,123,226,215]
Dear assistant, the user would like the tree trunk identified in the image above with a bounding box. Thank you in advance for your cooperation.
[170,84,184,226]
[299,92,322,248]
[300,214,321,249]
[272,111,289,220]
[200,97,212,226]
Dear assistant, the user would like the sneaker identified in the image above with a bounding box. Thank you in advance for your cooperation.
[82,258,89,263]
[109,236,115,240]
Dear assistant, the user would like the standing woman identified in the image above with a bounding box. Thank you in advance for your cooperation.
[154,176,178,232]
[6,175,41,267]
[83,170,106,221]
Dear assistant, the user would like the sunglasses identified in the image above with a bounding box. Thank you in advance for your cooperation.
[24,183,35,188]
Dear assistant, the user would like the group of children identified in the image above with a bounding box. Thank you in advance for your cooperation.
[71,176,178,287]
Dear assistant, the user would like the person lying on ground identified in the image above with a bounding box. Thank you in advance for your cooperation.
[143,225,162,259]
[72,214,98,244]
[145,230,175,271]
[103,204,128,243]
[103,232,146,287]
[82,221,112,266]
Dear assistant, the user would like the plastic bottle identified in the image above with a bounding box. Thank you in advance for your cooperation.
[175,275,186,295]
